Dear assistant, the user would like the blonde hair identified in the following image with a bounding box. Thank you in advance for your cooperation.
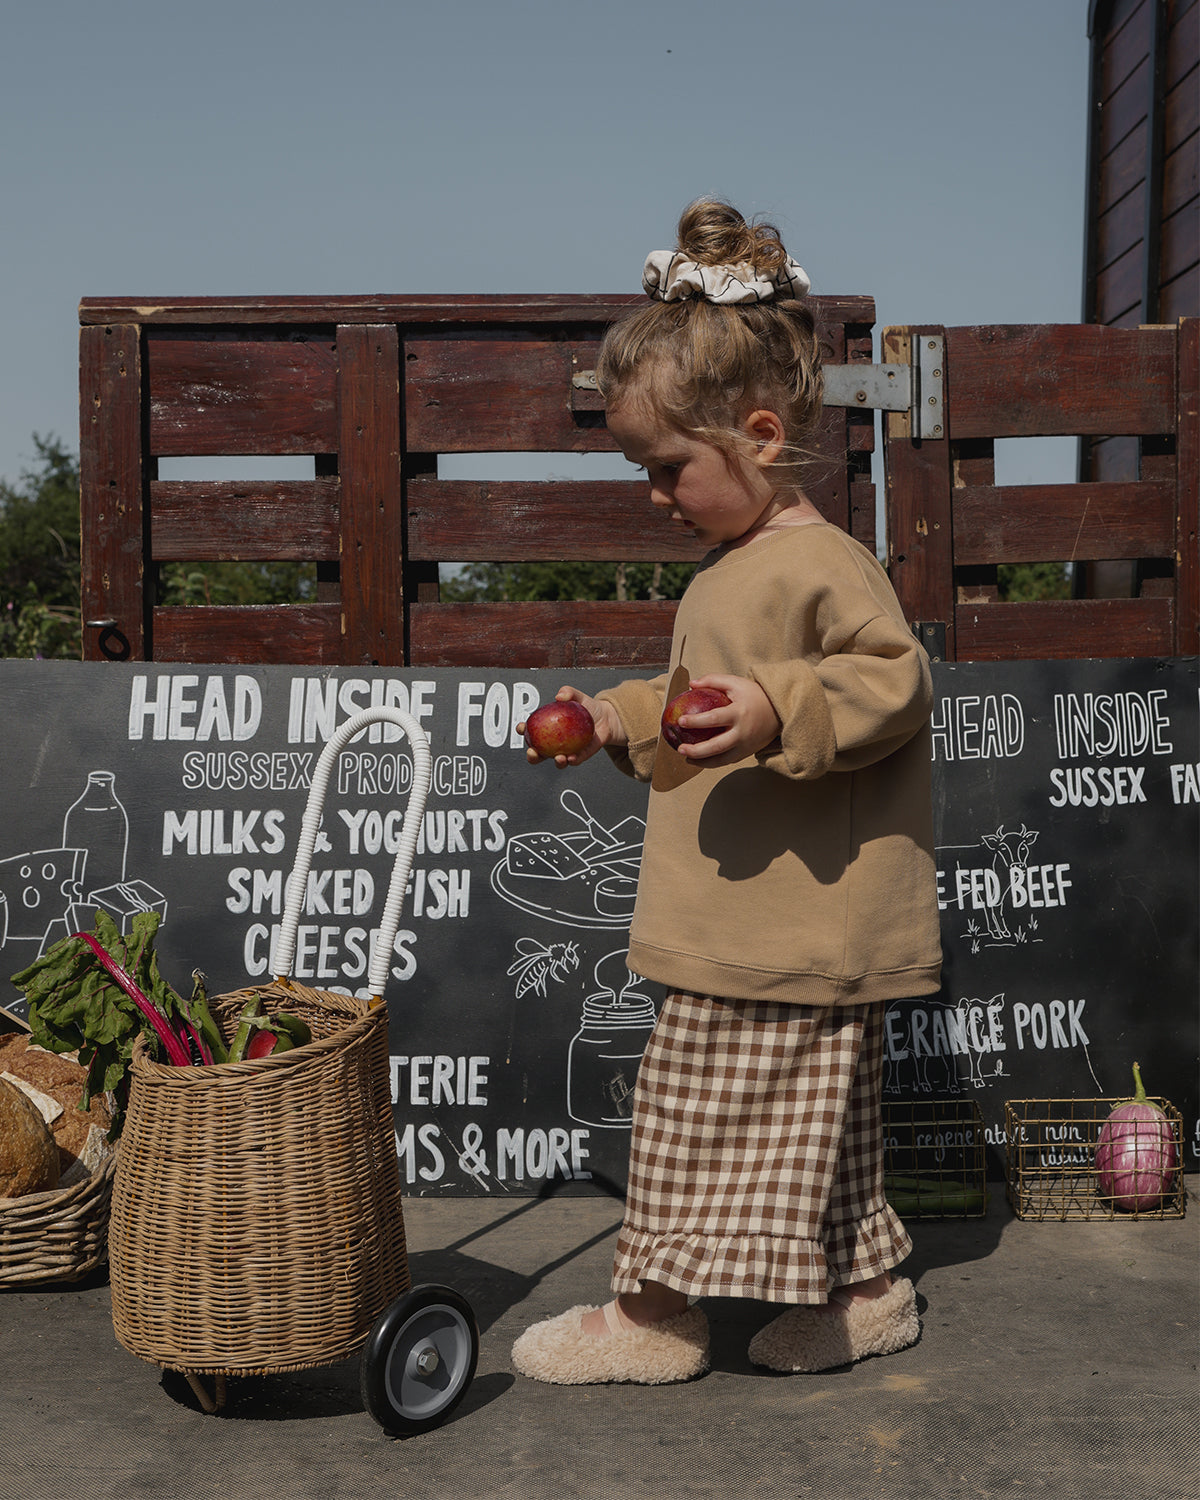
[596,199,824,468]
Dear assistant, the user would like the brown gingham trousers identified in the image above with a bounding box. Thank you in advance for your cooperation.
[611,992,911,1304]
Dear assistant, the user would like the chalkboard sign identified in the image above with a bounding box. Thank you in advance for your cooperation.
[1,659,1195,1192]
[923,657,1198,1174]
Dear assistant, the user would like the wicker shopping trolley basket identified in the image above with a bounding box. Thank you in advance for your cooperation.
[108,707,478,1434]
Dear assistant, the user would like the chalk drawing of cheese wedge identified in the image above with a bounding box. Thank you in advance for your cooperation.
[491,830,641,929]
[0,852,86,942]
[506,832,591,880]
[0,847,87,948]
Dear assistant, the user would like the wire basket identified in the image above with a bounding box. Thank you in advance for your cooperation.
[109,706,431,1378]
[0,1149,117,1286]
[882,1099,989,1218]
[1004,1096,1187,1222]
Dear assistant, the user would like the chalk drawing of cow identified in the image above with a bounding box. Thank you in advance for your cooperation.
[941,822,1041,946]
[979,824,1039,939]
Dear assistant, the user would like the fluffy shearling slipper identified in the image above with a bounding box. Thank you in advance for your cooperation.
[511,1301,710,1385]
[747,1278,920,1373]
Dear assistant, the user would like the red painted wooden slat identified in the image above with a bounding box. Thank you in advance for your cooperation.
[954,598,1174,660]
[1097,119,1149,216]
[1099,0,1152,98]
[149,479,340,559]
[1176,317,1199,654]
[408,600,678,668]
[405,339,613,454]
[1098,55,1152,160]
[80,323,146,660]
[150,605,343,664]
[951,482,1176,564]
[81,292,877,328]
[945,325,1174,438]
[337,325,405,664]
[1095,183,1146,273]
[146,335,339,455]
[882,327,956,648]
[406,479,691,561]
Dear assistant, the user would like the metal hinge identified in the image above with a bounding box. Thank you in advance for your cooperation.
[572,333,945,438]
[822,334,944,440]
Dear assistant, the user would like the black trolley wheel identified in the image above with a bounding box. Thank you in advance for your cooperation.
[361,1284,479,1436]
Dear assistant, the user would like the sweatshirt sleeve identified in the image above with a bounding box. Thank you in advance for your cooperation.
[595,674,668,781]
[747,542,933,780]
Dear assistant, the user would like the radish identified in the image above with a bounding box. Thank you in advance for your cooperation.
[245,1027,283,1060]
[1095,1061,1178,1211]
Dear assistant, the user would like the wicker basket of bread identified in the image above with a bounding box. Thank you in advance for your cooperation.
[0,1029,116,1285]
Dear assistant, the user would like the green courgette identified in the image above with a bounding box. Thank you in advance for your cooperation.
[885,1173,987,1216]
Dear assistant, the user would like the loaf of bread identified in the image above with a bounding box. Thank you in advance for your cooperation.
[0,1076,61,1197]
[0,1034,112,1174]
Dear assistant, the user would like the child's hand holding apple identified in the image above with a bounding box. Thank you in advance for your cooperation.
[660,676,782,764]
[520,690,626,766]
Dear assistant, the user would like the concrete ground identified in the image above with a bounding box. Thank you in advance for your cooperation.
[2,1180,1196,1500]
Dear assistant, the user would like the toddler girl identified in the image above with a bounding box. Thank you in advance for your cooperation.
[512,199,942,1385]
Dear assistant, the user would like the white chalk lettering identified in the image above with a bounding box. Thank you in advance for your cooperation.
[1011,999,1090,1051]
[179,750,313,791]
[335,752,489,798]
[162,808,286,856]
[391,1122,591,1187]
[1053,690,1172,759]
[337,807,505,857]
[409,868,471,920]
[227,867,375,918]
[1007,863,1072,910]
[129,673,262,742]
[495,1127,591,1183]
[456,680,540,749]
[930,692,1024,762]
[431,756,489,797]
[1170,763,1200,803]
[395,1123,446,1184]
[242,922,417,983]
[286,677,437,745]
[390,1056,490,1107]
[1047,766,1147,807]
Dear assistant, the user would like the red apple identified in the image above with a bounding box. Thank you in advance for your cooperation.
[524,700,595,759]
[661,687,731,748]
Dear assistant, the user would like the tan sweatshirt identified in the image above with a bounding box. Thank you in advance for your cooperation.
[597,523,943,1007]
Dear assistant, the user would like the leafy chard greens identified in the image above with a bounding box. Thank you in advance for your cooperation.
[10,913,310,1140]
[11,910,191,1136]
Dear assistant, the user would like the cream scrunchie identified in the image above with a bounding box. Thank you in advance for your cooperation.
[642,250,811,304]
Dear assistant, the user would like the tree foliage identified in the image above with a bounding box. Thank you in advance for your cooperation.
[0,435,82,658]
[997,562,1073,601]
[0,438,319,658]
[440,560,696,602]
[156,560,318,608]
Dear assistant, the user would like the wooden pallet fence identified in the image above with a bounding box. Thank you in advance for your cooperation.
[79,295,876,667]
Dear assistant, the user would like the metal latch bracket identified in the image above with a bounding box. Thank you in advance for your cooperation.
[573,334,945,438]
[822,334,944,440]
[912,621,947,661]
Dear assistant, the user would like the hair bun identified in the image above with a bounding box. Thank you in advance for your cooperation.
[676,198,789,276]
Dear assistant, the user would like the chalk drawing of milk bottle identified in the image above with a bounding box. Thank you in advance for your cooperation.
[63,770,128,898]
[567,950,657,1129]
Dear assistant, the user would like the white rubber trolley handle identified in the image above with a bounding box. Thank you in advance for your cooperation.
[274,706,432,1003]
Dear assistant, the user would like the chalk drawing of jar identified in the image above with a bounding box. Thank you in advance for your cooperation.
[567,951,657,1129]
[63,771,129,898]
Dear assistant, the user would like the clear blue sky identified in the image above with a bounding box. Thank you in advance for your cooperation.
[1,0,1090,491]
